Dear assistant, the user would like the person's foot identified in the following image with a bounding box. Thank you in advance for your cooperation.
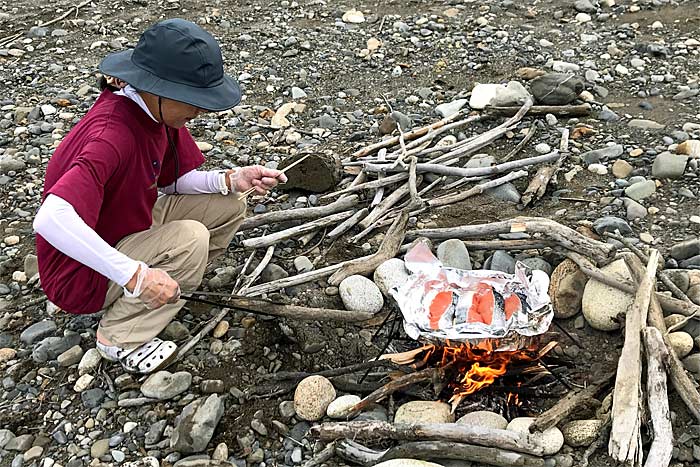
[96,337,178,374]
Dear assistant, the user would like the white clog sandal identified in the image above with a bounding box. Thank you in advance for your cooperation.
[97,338,178,374]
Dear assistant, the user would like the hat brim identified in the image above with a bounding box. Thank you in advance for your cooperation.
[99,50,241,112]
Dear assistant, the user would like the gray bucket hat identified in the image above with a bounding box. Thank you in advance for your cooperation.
[99,18,241,112]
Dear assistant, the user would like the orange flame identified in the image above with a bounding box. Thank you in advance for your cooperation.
[433,341,537,411]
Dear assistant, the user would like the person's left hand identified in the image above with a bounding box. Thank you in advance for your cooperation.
[227,165,288,195]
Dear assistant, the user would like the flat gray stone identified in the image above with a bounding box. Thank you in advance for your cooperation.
[20,320,56,345]
[581,144,623,165]
[671,239,700,260]
[593,216,633,236]
[141,371,192,400]
[485,182,520,203]
[652,152,688,179]
[170,394,226,454]
[435,99,468,117]
[624,180,656,201]
[628,119,665,130]
[437,239,472,270]
[4,434,33,452]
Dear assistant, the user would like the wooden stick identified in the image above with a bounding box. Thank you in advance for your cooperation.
[237,154,312,200]
[530,372,613,433]
[302,442,336,467]
[608,249,659,465]
[328,211,408,285]
[363,151,560,179]
[351,112,463,159]
[327,208,368,239]
[263,359,399,382]
[409,217,615,266]
[359,183,410,229]
[241,211,353,249]
[385,115,486,159]
[313,421,547,456]
[429,170,528,208]
[239,195,360,231]
[40,0,93,27]
[344,366,444,418]
[236,246,275,295]
[336,439,546,467]
[521,152,567,208]
[487,103,592,117]
[624,256,700,423]
[642,327,673,467]
[216,296,376,322]
[502,124,537,162]
[244,255,371,297]
[321,173,409,200]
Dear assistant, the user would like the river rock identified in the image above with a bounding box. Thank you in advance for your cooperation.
[78,348,102,375]
[671,239,700,261]
[593,216,633,236]
[373,258,411,297]
[581,144,623,165]
[612,160,634,178]
[682,353,700,373]
[549,259,588,319]
[521,257,552,275]
[437,239,472,270]
[624,198,647,220]
[561,419,604,447]
[326,394,361,419]
[628,119,665,130]
[624,180,656,201]
[435,99,468,118]
[490,81,531,107]
[668,332,694,358]
[0,348,16,363]
[456,411,508,430]
[294,375,336,421]
[507,417,564,455]
[484,250,515,274]
[0,430,15,449]
[170,394,225,453]
[4,434,32,451]
[469,84,501,110]
[394,401,454,424]
[339,275,384,313]
[677,140,700,158]
[20,320,57,345]
[652,152,688,179]
[141,371,192,400]
[530,73,584,105]
[582,259,633,331]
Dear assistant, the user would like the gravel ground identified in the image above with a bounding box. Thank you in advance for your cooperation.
[2,0,700,467]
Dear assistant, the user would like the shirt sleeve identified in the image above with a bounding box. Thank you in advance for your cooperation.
[157,127,206,187]
[159,169,227,195]
[33,194,140,287]
[45,138,121,228]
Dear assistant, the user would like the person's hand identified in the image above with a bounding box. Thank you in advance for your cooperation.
[125,263,180,310]
[227,166,288,195]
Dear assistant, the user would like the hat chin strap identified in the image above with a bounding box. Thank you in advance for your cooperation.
[158,96,180,195]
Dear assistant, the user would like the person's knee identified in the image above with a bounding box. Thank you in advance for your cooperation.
[173,219,210,250]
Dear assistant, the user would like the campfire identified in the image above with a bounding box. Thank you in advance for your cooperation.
[382,338,559,414]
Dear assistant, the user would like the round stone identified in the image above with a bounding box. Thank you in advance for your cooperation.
[507,417,564,455]
[339,275,384,313]
[294,375,336,421]
[549,259,588,319]
[668,332,694,358]
[140,371,192,400]
[457,410,508,430]
[582,259,634,331]
[664,314,687,330]
[561,419,604,447]
[394,401,454,424]
[373,259,411,297]
[0,348,17,363]
[326,394,361,419]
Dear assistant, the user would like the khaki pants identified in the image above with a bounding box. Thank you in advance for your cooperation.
[98,193,246,349]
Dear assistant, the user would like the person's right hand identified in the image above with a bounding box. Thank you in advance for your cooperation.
[125,264,180,309]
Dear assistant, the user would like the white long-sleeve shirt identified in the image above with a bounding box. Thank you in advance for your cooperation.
[33,89,230,287]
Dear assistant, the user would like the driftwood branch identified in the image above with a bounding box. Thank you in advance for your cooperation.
[486,103,592,117]
[313,421,548,456]
[502,124,537,162]
[241,211,353,249]
[336,439,545,467]
[521,152,567,208]
[329,211,409,286]
[344,366,444,418]
[642,327,673,467]
[352,111,463,159]
[322,173,409,200]
[429,170,528,208]
[409,217,615,265]
[530,372,613,433]
[608,249,659,465]
[302,442,337,467]
[239,195,360,231]
[327,208,368,239]
[622,254,700,423]
[221,296,376,322]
